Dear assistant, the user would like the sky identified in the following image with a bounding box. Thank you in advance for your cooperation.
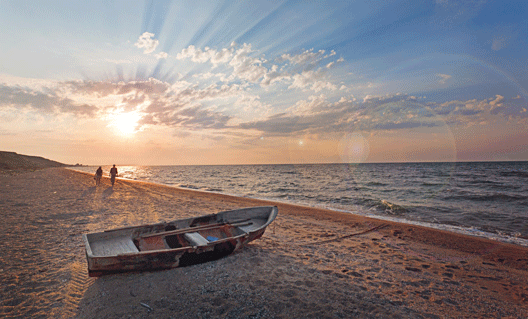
[0,0,527,165]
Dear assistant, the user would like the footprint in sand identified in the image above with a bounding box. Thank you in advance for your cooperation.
[405,267,422,272]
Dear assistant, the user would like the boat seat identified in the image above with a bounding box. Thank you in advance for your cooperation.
[184,232,209,247]
[237,223,254,233]
[91,236,139,256]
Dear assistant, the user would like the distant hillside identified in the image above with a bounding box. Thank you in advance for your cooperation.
[0,151,66,172]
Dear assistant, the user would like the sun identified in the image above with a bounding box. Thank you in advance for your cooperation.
[110,112,141,136]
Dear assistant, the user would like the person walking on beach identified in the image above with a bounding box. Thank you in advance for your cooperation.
[94,166,103,186]
[110,164,118,187]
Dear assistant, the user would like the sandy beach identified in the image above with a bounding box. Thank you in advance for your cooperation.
[1,168,527,318]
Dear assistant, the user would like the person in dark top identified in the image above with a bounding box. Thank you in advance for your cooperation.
[110,164,118,186]
[94,166,103,186]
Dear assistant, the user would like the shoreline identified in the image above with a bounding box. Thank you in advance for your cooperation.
[67,167,528,248]
[1,168,527,318]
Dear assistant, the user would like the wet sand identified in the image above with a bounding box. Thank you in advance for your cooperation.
[1,168,527,318]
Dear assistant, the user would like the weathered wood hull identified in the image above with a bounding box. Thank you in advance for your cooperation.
[82,206,278,276]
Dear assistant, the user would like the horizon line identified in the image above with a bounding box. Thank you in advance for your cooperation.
[71,159,528,167]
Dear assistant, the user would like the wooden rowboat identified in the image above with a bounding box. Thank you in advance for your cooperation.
[82,206,278,276]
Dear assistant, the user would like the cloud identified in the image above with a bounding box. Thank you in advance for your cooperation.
[280,49,342,74]
[2,71,525,150]
[287,94,330,115]
[0,84,98,116]
[236,92,525,137]
[176,43,271,84]
[134,32,160,54]
[237,112,329,135]
[289,70,337,92]
[234,94,270,114]
[175,43,342,91]
[0,77,245,131]
[6,36,524,146]
[192,72,229,82]
[372,121,439,130]
[436,95,507,116]
[490,25,516,51]
[489,94,504,107]
[228,43,268,83]
[280,49,327,66]
[261,65,290,86]
[176,45,233,65]
[492,37,507,51]
[437,73,451,84]
[155,52,168,59]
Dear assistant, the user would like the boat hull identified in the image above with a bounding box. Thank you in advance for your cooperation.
[83,206,277,276]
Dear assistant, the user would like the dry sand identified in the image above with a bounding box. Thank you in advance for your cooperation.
[1,168,527,318]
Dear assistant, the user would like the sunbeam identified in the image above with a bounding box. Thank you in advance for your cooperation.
[0,1,527,165]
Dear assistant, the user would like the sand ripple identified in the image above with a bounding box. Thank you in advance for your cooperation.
[0,171,96,318]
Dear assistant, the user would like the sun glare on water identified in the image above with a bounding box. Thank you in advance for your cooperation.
[109,112,141,136]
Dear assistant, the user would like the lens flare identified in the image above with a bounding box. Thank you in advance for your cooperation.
[338,132,370,164]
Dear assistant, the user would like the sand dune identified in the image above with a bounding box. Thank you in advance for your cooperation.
[0,151,66,173]
[1,168,527,318]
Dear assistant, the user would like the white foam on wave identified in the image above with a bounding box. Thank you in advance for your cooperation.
[312,202,528,247]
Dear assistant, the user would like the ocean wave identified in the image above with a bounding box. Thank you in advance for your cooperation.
[66,162,528,244]
[380,200,409,215]
[500,171,528,178]
[420,182,444,187]
[273,187,300,193]
[462,179,503,186]
[355,198,408,215]
[443,193,527,202]
[366,181,387,186]
[177,184,201,190]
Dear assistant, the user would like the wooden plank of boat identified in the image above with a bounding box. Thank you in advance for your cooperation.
[82,206,278,276]
[139,219,252,239]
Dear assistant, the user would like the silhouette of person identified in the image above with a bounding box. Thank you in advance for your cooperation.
[110,164,118,186]
[94,166,103,186]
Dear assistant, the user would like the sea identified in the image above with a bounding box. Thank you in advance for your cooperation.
[71,161,528,246]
